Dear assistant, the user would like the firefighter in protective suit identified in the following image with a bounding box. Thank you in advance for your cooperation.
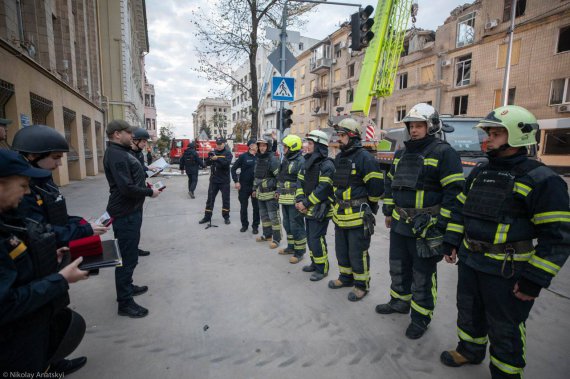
[253,136,282,249]
[440,106,570,379]
[296,130,335,281]
[277,134,306,263]
[329,118,384,301]
[199,137,233,225]
[376,103,464,339]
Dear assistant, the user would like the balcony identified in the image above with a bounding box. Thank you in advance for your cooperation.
[312,86,329,98]
[310,57,332,74]
[312,106,328,117]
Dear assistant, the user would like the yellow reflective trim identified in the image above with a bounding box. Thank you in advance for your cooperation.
[447,223,464,234]
[457,192,467,204]
[531,211,570,225]
[519,322,526,364]
[319,176,333,185]
[415,190,424,208]
[424,158,438,167]
[9,242,27,260]
[387,172,394,180]
[431,272,437,312]
[390,289,411,301]
[528,255,561,276]
[493,223,510,244]
[490,355,523,375]
[342,187,351,201]
[333,218,364,227]
[411,301,433,317]
[393,158,400,165]
[383,198,395,205]
[441,173,465,187]
[339,265,353,274]
[296,188,304,196]
[351,169,356,175]
[514,182,532,197]
[298,174,305,180]
[363,172,383,182]
[308,193,319,204]
[368,196,381,202]
[457,327,488,345]
[392,208,401,220]
[440,207,451,218]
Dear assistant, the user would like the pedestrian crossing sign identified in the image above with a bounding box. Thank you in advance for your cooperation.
[271,77,295,102]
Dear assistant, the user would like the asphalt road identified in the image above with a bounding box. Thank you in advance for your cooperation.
[60,171,570,379]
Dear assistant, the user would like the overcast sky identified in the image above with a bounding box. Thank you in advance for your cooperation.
[145,0,471,138]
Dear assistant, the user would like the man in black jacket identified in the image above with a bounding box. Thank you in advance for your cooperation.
[231,139,259,233]
[199,137,233,225]
[180,141,204,198]
[103,120,160,318]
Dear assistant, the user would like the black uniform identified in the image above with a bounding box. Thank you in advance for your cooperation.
[332,140,384,291]
[203,147,233,221]
[296,144,335,274]
[382,135,464,328]
[103,142,153,304]
[444,151,570,379]
[231,151,259,229]
[0,212,84,372]
[180,143,204,194]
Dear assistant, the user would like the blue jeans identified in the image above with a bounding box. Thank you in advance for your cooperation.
[113,210,142,303]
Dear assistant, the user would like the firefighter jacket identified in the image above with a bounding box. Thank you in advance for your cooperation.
[444,150,570,295]
[253,151,280,201]
[332,141,384,228]
[277,151,304,205]
[18,176,93,247]
[180,146,204,174]
[382,136,465,237]
[206,147,233,184]
[295,144,335,220]
[104,142,153,218]
[231,151,256,188]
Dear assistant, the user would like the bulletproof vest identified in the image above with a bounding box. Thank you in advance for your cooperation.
[391,140,441,191]
[462,160,543,223]
[333,154,365,189]
[35,184,69,226]
[278,159,299,184]
[304,160,323,195]
[255,157,270,179]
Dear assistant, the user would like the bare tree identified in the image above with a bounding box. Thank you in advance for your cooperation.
[192,0,314,138]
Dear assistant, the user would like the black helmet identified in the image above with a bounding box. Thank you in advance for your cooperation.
[132,127,150,141]
[12,125,69,154]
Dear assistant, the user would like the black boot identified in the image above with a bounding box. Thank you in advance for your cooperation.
[132,285,148,296]
[375,299,411,314]
[252,227,259,235]
[240,226,248,232]
[302,264,316,272]
[224,218,231,225]
[199,217,210,224]
[138,249,150,257]
[118,300,149,318]
[310,272,327,281]
[405,322,427,340]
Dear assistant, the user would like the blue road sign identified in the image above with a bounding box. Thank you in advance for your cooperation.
[271,77,295,102]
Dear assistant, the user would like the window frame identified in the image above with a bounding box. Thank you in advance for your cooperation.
[453,95,469,115]
[455,54,472,87]
[456,12,476,48]
[549,77,570,106]
[397,72,408,90]
[395,106,407,123]
[556,25,570,54]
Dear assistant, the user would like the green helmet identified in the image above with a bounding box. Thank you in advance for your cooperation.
[306,130,329,146]
[282,134,302,151]
[475,105,538,147]
[336,118,361,138]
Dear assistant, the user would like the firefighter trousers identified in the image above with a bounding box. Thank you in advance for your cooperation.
[258,198,281,242]
[281,204,306,257]
[238,187,259,229]
[334,226,371,291]
[455,261,534,379]
[204,181,230,220]
[306,218,330,274]
[388,230,440,328]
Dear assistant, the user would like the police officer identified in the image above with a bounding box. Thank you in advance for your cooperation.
[0,149,89,375]
[12,125,108,245]
[440,106,570,379]
[295,130,335,281]
[0,117,11,149]
[277,134,306,263]
[231,139,260,234]
[252,136,282,249]
[376,103,464,339]
[199,137,233,225]
[104,120,161,318]
[329,118,384,301]
[180,141,204,199]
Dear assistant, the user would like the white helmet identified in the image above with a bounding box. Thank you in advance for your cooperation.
[306,130,329,146]
[402,103,441,135]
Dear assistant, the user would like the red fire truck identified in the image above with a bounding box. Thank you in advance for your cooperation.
[169,139,190,164]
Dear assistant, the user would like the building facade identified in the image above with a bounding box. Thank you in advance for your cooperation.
[144,74,157,141]
[0,0,106,185]
[193,97,231,139]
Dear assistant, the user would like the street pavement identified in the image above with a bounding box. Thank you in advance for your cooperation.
[61,171,570,379]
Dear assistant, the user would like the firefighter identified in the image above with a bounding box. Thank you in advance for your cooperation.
[12,125,108,246]
[180,141,204,199]
[276,134,306,263]
[231,139,260,234]
[376,103,465,339]
[199,137,233,225]
[440,105,570,378]
[329,118,384,301]
[296,130,335,281]
[252,136,281,249]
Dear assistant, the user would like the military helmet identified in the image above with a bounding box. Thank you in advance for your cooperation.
[403,103,441,135]
[475,105,538,147]
[12,125,69,154]
[336,118,361,138]
[256,136,272,146]
[306,130,329,146]
[282,134,302,151]
[132,127,150,141]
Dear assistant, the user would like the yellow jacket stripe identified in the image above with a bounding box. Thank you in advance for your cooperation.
[440,173,465,187]
[531,211,570,225]
[528,254,561,276]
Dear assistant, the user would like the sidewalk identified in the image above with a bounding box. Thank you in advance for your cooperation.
[60,173,570,379]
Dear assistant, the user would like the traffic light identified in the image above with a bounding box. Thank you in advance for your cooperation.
[278,108,293,132]
[350,5,375,51]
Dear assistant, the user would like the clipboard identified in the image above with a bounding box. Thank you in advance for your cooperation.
[78,239,122,270]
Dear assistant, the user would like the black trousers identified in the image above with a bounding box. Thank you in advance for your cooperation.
[334,226,371,290]
[186,172,198,192]
[455,261,534,379]
[113,210,142,303]
[204,181,230,220]
[238,186,259,228]
[388,230,440,328]
[306,218,330,274]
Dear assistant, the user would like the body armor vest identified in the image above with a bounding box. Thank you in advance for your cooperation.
[35,184,69,226]
[255,157,270,179]
[278,160,299,184]
[391,140,441,191]
[304,160,323,195]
